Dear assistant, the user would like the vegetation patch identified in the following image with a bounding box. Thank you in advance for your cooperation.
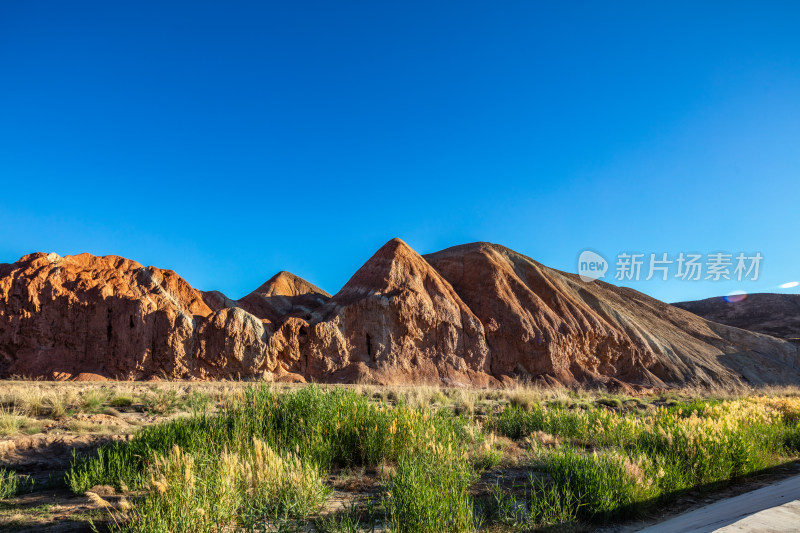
[1,382,798,531]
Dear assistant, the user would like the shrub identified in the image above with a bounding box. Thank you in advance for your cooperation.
[0,468,20,499]
[109,396,134,408]
[81,389,108,413]
[0,468,32,499]
[142,389,180,415]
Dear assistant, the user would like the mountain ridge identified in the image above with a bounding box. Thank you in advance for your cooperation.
[1,241,797,388]
[673,293,800,341]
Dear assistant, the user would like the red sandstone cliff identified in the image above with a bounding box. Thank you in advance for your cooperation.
[425,243,800,388]
[0,252,210,379]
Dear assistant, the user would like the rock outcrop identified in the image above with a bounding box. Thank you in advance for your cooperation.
[0,252,211,379]
[673,293,800,341]
[1,241,798,388]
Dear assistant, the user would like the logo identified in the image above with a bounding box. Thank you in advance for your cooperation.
[576,249,764,282]
[578,250,608,282]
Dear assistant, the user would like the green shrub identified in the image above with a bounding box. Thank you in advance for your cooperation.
[142,390,180,415]
[0,468,32,499]
[81,390,108,413]
[109,396,134,408]
[596,397,623,409]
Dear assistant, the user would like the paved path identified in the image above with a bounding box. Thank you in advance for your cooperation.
[637,475,800,532]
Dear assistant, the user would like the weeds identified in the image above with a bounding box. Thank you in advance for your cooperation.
[0,468,33,499]
[0,405,23,435]
[384,434,475,532]
[314,502,364,533]
[484,395,800,524]
[142,389,180,415]
[82,389,108,413]
[0,469,20,499]
[113,440,328,532]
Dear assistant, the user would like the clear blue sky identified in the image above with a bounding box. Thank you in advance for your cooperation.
[1,1,798,303]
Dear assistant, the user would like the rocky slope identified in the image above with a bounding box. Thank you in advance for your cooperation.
[673,294,800,341]
[1,241,798,388]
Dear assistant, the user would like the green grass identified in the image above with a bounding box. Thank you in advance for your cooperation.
[113,440,330,532]
[68,385,483,532]
[62,388,800,532]
[482,474,582,528]
[313,500,380,533]
[0,469,20,500]
[483,396,800,526]
[385,446,475,532]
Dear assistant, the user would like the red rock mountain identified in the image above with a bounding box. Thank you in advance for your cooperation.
[302,239,491,385]
[425,243,800,388]
[673,293,800,342]
[1,241,798,388]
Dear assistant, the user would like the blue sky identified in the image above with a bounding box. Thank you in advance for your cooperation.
[1,1,798,302]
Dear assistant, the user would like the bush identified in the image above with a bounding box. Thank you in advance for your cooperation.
[109,396,134,408]
[142,390,180,415]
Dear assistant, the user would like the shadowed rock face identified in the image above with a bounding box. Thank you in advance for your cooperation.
[673,294,800,341]
[1,242,798,388]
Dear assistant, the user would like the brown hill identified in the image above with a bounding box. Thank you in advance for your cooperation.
[237,271,330,322]
[1,241,798,388]
[425,243,800,388]
[673,293,800,341]
[302,238,491,385]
